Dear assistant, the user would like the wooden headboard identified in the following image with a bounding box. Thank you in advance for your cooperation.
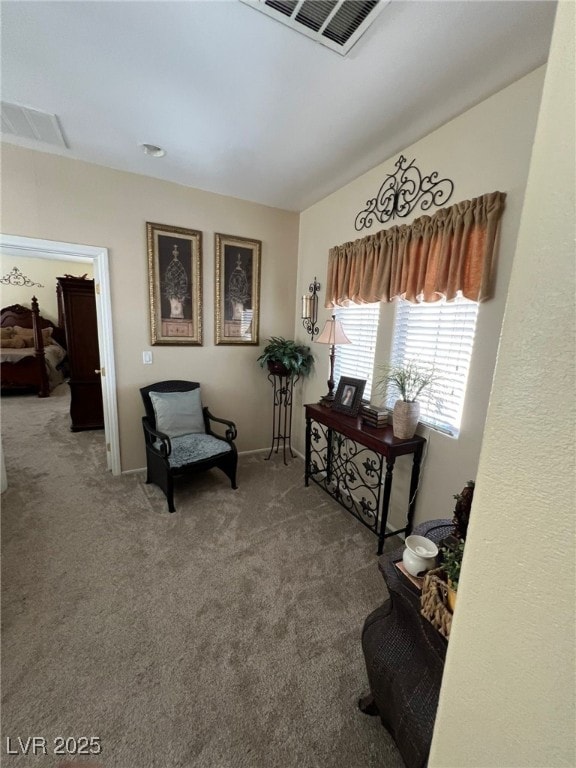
[0,301,67,349]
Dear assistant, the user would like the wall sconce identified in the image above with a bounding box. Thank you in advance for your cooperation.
[301,277,321,341]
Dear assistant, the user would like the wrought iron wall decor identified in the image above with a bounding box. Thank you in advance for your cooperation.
[0,266,44,288]
[301,277,320,341]
[354,155,455,231]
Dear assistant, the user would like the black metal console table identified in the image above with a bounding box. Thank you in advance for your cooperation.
[266,373,299,465]
[304,403,426,554]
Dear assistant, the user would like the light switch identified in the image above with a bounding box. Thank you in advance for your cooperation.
[142,351,153,365]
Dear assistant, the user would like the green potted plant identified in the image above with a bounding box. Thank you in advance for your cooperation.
[376,360,438,439]
[439,540,465,612]
[257,336,314,377]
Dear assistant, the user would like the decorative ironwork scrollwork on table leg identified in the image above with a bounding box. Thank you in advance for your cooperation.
[304,405,427,555]
[406,443,424,537]
[307,420,384,536]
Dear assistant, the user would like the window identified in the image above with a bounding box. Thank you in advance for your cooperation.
[333,302,380,400]
[387,297,479,437]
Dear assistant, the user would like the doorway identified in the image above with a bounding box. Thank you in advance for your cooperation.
[0,233,120,474]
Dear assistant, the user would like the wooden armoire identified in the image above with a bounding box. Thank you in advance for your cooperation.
[56,276,104,431]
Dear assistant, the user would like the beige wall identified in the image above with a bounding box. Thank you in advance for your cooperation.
[0,147,300,470]
[0,254,93,323]
[430,2,575,765]
[295,66,546,526]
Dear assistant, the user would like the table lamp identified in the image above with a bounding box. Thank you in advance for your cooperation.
[315,314,352,404]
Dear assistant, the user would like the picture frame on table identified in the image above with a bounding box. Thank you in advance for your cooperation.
[332,376,366,417]
[146,221,203,346]
[215,233,261,345]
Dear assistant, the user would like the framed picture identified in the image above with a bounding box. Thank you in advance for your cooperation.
[147,222,203,345]
[215,233,261,345]
[332,376,366,417]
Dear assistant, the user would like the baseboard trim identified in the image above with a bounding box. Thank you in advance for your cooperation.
[123,447,304,475]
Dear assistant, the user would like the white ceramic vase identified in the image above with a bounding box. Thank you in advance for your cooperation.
[392,400,420,439]
[402,535,438,577]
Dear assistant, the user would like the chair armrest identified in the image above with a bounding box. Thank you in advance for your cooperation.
[142,417,172,458]
[203,407,237,442]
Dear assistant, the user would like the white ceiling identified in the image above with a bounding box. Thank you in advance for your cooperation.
[0,0,557,212]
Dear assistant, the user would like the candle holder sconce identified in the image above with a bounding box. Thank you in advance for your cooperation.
[301,278,321,341]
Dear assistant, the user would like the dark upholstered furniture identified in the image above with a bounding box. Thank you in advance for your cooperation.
[140,380,238,512]
[359,519,453,768]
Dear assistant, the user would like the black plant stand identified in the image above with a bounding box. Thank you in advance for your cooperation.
[265,372,299,465]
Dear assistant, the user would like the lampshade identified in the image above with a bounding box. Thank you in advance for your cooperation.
[315,316,352,346]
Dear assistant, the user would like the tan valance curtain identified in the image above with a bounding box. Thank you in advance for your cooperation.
[326,191,506,306]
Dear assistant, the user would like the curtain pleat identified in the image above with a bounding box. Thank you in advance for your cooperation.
[325,191,506,306]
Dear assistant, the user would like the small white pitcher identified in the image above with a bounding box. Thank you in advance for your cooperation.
[402,535,438,577]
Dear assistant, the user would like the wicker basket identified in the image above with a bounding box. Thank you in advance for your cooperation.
[420,567,453,639]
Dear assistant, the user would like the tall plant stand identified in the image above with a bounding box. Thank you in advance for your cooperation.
[265,372,299,465]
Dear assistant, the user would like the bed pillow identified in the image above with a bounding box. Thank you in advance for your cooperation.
[13,325,54,347]
[0,327,14,340]
[149,389,205,438]
[0,336,26,349]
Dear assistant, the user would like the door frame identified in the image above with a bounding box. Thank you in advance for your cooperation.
[0,233,120,475]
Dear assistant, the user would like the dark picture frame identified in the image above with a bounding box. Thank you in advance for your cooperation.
[147,222,203,345]
[215,233,261,345]
[332,376,366,417]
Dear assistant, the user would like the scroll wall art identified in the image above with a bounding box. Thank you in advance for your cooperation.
[0,266,44,288]
[354,155,455,231]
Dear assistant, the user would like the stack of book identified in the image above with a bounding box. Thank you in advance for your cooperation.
[361,404,388,429]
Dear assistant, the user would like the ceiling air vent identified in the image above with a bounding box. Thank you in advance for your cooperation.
[240,0,388,55]
[1,102,68,148]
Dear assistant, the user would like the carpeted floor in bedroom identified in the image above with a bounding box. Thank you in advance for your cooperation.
[0,384,404,768]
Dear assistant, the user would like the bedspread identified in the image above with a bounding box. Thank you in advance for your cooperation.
[0,343,67,388]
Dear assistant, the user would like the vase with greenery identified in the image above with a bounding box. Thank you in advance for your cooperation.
[376,360,438,439]
[257,336,314,378]
[440,540,465,612]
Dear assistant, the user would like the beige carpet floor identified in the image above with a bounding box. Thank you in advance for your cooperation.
[1,385,403,768]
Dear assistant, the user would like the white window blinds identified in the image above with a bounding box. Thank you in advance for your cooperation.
[333,302,380,400]
[388,297,479,436]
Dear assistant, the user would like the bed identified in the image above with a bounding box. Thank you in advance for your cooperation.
[0,297,68,397]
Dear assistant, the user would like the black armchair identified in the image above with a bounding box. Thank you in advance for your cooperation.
[140,380,238,512]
